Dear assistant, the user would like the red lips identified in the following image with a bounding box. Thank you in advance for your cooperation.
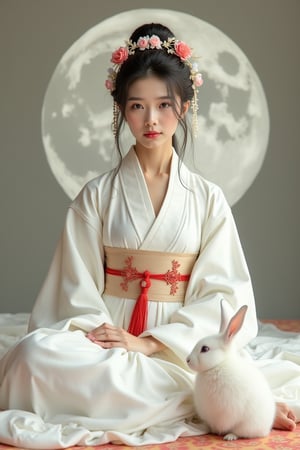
[144,132,161,138]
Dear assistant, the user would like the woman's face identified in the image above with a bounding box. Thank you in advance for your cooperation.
[124,76,189,152]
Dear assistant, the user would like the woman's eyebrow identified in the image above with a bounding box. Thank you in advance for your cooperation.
[127,95,171,101]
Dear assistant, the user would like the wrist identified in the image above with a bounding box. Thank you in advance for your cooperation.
[142,336,166,355]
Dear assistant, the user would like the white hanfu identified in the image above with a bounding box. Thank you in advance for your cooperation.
[0,147,293,448]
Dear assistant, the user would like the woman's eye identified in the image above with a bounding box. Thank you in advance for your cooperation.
[131,103,143,110]
[160,102,172,109]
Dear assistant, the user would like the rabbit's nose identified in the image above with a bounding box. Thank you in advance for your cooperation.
[186,357,190,364]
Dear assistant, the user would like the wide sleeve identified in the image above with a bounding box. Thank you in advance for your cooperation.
[28,179,112,333]
[143,185,258,362]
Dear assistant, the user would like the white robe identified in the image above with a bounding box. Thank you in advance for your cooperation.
[0,148,297,448]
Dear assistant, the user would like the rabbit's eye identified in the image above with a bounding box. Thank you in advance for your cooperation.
[200,345,210,353]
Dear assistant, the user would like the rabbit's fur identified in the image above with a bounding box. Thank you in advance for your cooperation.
[186,301,275,440]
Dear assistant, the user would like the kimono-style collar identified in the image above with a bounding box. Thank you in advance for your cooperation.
[118,147,189,250]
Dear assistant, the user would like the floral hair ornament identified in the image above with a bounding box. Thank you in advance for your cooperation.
[105,35,203,137]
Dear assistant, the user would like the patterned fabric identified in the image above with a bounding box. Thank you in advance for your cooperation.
[0,426,299,450]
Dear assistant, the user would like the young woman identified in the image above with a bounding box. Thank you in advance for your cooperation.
[0,22,296,448]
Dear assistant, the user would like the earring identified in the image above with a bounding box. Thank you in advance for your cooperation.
[112,102,119,137]
[191,88,199,138]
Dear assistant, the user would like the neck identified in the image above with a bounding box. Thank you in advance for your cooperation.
[134,145,173,176]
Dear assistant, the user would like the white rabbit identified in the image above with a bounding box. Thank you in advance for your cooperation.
[186,301,276,441]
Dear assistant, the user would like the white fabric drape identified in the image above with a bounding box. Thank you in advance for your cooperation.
[0,148,298,449]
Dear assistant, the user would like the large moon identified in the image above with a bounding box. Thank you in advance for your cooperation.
[42,8,269,205]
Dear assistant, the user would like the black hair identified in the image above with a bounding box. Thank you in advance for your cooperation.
[110,23,194,166]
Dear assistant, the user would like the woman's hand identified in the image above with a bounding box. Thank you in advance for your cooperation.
[86,322,165,356]
[273,402,297,431]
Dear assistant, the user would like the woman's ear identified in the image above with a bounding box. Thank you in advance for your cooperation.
[117,103,126,122]
[181,100,190,117]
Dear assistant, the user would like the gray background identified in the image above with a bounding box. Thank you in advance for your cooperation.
[1,0,299,318]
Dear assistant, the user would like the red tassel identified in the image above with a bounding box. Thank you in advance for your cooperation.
[128,271,151,336]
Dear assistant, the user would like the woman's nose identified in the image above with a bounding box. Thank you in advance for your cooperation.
[145,110,157,127]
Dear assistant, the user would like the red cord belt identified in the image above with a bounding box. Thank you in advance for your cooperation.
[104,247,197,336]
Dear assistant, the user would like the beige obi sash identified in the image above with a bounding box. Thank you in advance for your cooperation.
[104,246,198,302]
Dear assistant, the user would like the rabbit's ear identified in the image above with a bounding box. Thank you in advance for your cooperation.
[224,304,248,343]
